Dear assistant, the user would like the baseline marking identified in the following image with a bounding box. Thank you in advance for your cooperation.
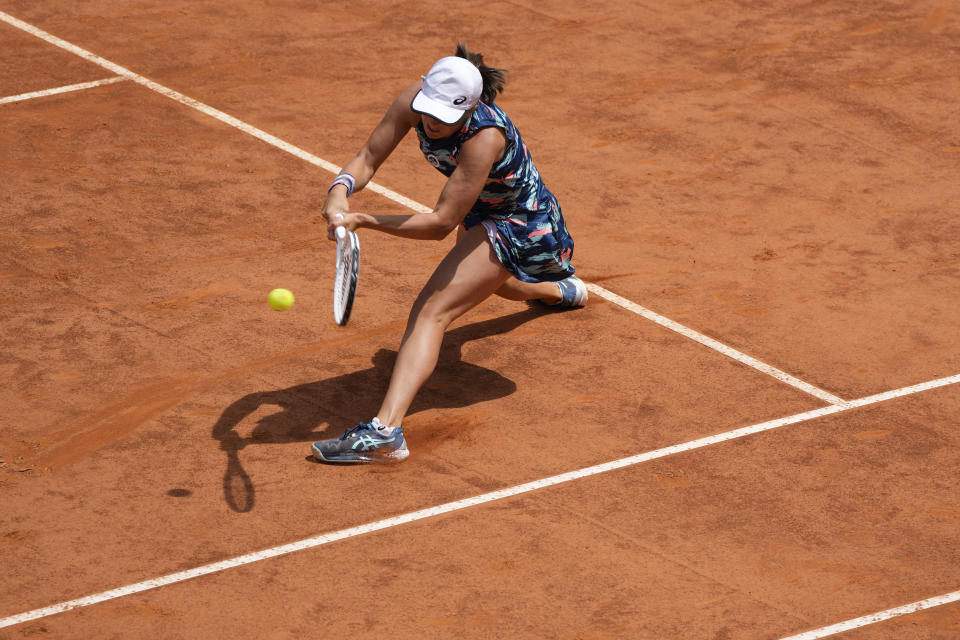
[2,372,957,629]
[586,283,846,405]
[778,588,960,639]
[1,9,839,404]
[0,10,430,214]
[0,76,126,105]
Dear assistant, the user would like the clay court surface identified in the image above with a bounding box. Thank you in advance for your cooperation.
[2,0,960,637]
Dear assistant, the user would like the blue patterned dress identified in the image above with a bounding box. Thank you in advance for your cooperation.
[416,102,575,283]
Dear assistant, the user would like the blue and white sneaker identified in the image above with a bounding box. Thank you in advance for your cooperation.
[551,275,588,308]
[312,423,409,464]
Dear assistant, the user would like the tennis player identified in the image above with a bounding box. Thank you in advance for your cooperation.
[313,43,586,463]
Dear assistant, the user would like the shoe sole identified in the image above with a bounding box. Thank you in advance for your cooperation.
[311,442,410,464]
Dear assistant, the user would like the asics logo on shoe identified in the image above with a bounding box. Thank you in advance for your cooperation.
[351,435,395,451]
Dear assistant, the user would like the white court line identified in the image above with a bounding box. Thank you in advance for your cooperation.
[2,372,958,630]
[0,76,126,105]
[778,589,960,639]
[1,9,839,404]
[0,10,430,214]
[586,284,846,405]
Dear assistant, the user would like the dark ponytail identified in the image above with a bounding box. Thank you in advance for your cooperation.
[455,41,507,104]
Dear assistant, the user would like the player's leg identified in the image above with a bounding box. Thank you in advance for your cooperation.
[456,223,585,307]
[493,277,561,303]
[494,276,587,307]
[376,224,511,427]
[312,225,509,463]
[452,225,565,304]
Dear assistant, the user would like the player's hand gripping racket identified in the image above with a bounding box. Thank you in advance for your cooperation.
[333,225,359,326]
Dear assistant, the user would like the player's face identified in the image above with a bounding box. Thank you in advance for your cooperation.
[421,113,466,139]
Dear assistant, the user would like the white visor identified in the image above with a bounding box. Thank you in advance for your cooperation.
[411,56,483,125]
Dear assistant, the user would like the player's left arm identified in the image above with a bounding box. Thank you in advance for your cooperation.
[337,127,507,240]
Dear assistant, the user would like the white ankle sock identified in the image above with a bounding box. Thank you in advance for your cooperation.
[371,417,396,435]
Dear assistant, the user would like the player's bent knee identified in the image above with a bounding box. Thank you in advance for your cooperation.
[407,291,454,328]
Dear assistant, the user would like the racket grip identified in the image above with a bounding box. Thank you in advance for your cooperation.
[335,225,347,240]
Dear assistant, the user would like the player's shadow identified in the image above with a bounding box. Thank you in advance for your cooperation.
[212,306,546,512]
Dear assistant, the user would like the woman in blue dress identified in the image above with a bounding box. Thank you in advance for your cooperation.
[313,43,586,463]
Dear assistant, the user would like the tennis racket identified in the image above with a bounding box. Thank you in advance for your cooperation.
[333,225,359,326]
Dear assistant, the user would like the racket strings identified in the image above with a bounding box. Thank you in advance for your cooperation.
[333,231,359,325]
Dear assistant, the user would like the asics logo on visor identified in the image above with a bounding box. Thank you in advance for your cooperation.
[453,96,467,105]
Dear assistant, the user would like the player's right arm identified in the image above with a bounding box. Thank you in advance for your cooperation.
[321,81,421,223]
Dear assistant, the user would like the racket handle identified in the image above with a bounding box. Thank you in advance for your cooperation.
[335,225,347,240]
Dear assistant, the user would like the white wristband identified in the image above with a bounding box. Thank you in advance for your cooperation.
[329,173,356,196]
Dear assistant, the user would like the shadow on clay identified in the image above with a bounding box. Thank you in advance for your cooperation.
[211,306,549,512]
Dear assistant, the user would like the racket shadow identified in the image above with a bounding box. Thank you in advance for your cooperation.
[212,306,548,512]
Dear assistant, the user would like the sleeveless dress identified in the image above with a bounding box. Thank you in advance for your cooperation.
[415,102,575,283]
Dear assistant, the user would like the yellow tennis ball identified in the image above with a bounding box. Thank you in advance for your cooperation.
[268,288,294,311]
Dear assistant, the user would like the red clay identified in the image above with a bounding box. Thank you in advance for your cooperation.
[2,0,959,637]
